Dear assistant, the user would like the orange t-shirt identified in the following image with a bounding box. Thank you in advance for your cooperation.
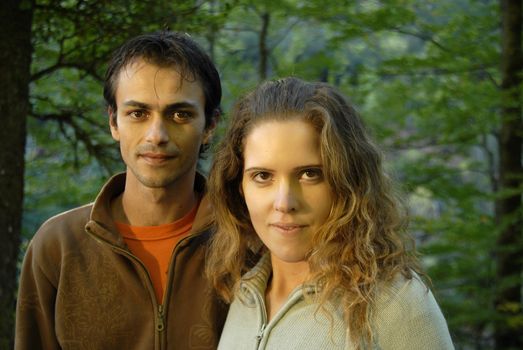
[115,204,198,303]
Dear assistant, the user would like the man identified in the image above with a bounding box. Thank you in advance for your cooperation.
[15,31,226,349]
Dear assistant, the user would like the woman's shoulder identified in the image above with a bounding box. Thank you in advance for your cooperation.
[376,271,431,308]
[373,271,454,349]
[374,270,446,326]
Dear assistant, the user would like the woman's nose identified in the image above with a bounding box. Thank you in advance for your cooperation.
[273,181,299,213]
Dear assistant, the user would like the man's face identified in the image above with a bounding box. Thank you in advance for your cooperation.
[110,59,212,189]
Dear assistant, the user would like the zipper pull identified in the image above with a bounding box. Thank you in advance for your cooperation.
[255,323,266,341]
[156,304,165,332]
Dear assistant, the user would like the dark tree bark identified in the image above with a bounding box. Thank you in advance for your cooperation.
[259,12,270,81]
[495,0,523,349]
[0,0,33,347]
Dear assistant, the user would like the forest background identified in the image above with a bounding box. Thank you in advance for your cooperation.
[0,0,521,349]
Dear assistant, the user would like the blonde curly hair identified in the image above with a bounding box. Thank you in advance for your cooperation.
[206,77,422,347]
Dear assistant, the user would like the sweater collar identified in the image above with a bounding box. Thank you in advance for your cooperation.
[240,253,322,305]
[241,253,273,296]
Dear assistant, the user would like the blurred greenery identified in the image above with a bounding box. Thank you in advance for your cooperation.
[10,0,523,348]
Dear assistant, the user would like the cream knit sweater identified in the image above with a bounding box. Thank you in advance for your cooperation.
[218,254,454,350]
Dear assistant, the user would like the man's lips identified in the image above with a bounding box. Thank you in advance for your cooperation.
[139,152,176,163]
[140,152,176,158]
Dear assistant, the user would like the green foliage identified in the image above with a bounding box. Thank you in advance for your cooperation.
[23,0,522,348]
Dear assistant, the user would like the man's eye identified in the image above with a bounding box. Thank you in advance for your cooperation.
[252,172,272,183]
[171,111,192,121]
[128,110,147,119]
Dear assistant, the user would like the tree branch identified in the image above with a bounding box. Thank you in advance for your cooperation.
[29,111,117,174]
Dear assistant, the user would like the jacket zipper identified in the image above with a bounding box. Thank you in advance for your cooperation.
[86,228,164,349]
[253,290,268,349]
[156,230,207,349]
[255,323,266,348]
[156,304,165,332]
[250,283,306,349]
[86,224,207,350]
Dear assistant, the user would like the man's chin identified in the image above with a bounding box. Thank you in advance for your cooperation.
[127,164,195,189]
[132,172,179,189]
[139,178,175,188]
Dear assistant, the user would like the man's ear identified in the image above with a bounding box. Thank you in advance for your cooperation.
[108,107,120,141]
[202,113,218,145]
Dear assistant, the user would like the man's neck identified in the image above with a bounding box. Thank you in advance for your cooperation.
[112,173,198,226]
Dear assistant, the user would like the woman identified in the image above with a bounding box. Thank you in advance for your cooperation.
[206,77,453,349]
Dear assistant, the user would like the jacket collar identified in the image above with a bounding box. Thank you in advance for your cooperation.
[85,172,212,247]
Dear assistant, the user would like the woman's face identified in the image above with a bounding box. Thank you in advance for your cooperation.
[241,118,334,265]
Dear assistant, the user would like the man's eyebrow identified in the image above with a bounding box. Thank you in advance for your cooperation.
[122,100,150,109]
[164,101,199,111]
[122,100,198,110]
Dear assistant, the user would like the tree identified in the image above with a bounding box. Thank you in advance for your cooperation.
[0,0,33,347]
[495,0,523,348]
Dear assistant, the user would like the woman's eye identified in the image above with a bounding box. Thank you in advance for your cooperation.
[301,169,323,181]
[253,172,272,183]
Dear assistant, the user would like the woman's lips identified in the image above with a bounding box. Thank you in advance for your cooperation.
[270,223,307,234]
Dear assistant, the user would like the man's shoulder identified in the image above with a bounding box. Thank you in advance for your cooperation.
[31,203,94,248]
[40,203,93,230]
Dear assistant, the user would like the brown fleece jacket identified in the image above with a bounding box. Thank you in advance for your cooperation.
[15,172,227,350]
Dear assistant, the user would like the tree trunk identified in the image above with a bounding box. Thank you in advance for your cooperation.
[259,12,270,81]
[0,0,33,347]
[495,0,523,349]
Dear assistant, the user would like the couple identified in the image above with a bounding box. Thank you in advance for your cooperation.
[15,31,454,349]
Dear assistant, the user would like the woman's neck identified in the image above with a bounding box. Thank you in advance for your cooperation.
[265,255,309,321]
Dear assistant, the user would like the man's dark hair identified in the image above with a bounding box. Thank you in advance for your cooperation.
[103,31,221,128]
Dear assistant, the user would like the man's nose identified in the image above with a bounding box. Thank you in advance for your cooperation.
[145,116,169,145]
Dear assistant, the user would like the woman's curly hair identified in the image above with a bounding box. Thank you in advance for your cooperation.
[206,77,422,347]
